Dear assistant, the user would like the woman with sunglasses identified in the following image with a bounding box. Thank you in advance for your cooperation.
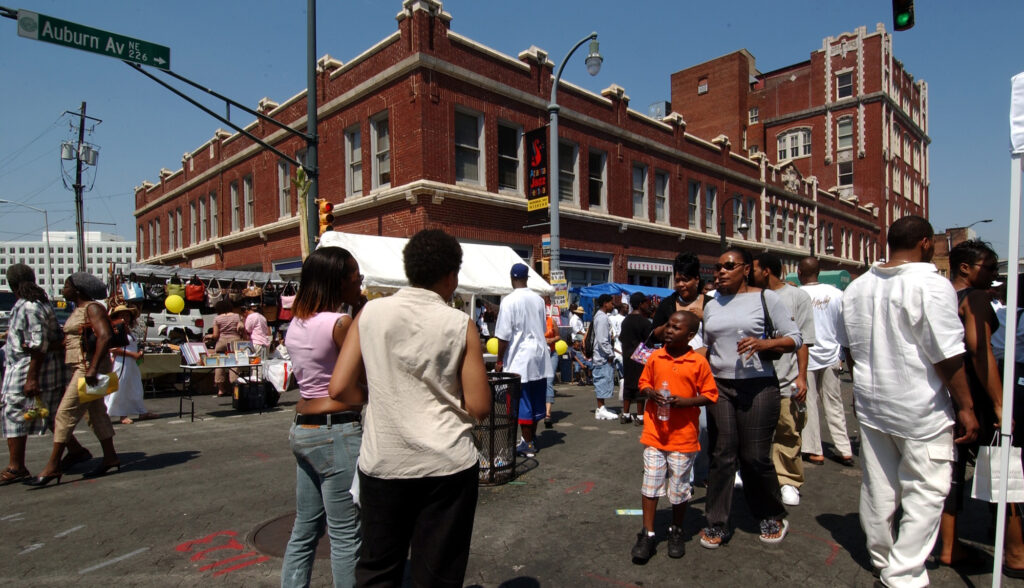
[280,246,366,588]
[698,247,802,548]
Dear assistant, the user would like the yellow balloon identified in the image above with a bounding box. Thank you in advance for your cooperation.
[165,294,185,314]
[486,337,499,355]
[554,340,568,356]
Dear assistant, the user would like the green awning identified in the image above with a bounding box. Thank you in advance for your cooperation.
[784,269,852,291]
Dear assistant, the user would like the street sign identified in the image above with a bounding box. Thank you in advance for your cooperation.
[17,9,170,70]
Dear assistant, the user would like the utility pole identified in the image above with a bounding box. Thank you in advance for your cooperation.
[304,0,320,256]
[73,101,87,271]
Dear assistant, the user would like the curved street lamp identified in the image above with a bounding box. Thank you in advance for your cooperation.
[809,224,835,258]
[0,199,53,298]
[718,195,750,251]
[549,33,602,273]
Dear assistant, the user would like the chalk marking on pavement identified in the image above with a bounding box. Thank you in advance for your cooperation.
[211,555,270,577]
[1,512,25,520]
[792,529,842,565]
[557,422,574,427]
[18,543,44,555]
[54,525,85,537]
[581,571,641,587]
[581,426,599,431]
[607,430,626,435]
[198,551,260,571]
[78,547,149,574]
[565,481,594,494]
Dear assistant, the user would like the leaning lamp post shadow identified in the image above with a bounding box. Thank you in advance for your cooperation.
[718,195,750,251]
[0,199,52,299]
[549,33,602,273]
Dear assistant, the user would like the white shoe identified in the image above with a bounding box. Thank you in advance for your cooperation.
[734,472,743,489]
[781,484,800,506]
[596,406,616,420]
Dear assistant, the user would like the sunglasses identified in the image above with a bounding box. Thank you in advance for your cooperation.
[713,261,746,272]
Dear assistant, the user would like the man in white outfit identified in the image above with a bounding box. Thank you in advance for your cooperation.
[797,257,854,467]
[838,216,978,588]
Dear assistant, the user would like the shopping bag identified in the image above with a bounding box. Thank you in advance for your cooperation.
[971,437,1024,503]
[77,372,120,403]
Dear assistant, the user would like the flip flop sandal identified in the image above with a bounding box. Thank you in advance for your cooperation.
[0,467,31,485]
[759,519,789,544]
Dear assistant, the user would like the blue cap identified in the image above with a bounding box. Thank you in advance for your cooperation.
[510,263,529,279]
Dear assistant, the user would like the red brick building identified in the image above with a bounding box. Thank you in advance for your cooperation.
[134,0,879,288]
[671,24,928,256]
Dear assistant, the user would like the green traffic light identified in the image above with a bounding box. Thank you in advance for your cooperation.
[895,13,910,27]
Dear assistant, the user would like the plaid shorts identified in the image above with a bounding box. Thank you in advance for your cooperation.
[1,381,62,438]
[641,446,696,505]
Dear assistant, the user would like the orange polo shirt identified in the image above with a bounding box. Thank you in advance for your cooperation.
[638,348,718,453]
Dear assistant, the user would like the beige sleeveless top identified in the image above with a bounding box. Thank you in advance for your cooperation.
[64,304,114,372]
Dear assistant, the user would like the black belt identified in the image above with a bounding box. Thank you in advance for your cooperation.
[294,411,360,425]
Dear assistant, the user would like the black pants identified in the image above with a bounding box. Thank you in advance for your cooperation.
[705,377,787,527]
[355,465,479,588]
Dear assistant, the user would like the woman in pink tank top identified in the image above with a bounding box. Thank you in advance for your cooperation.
[280,246,365,587]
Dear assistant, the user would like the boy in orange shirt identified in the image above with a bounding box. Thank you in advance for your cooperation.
[631,311,718,562]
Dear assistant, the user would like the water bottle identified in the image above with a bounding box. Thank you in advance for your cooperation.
[739,329,762,370]
[657,381,672,422]
[793,383,806,413]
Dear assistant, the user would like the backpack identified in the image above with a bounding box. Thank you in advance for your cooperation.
[583,322,595,358]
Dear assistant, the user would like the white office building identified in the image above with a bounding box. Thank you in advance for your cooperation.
[0,231,136,294]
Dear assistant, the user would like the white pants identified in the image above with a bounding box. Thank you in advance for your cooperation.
[801,363,853,457]
[859,424,954,588]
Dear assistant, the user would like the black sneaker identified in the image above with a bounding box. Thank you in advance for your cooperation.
[667,525,685,558]
[619,413,633,425]
[631,530,656,561]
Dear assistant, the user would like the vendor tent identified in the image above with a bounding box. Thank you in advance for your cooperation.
[576,282,673,322]
[317,232,553,297]
[123,263,284,284]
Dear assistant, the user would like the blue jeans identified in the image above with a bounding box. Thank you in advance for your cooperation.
[546,350,559,404]
[281,421,362,588]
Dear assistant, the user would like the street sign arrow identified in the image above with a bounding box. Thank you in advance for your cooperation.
[16,9,171,70]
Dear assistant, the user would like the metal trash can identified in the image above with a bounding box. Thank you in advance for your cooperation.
[474,372,521,486]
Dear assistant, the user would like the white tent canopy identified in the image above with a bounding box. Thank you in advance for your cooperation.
[317,232,553,297]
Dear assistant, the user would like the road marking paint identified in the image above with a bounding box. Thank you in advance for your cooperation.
[211,555,270,577]
[607,430,626,435]
[198,551,260,572]
[18,543,43,555]
[581,426,598,431]
[558,422,574,427]
[55,525,85,537]
[1,512,25,520]
[565,481,594,494]
[615,509,642,515]
[79,547,149,574]
[167,420,186,424]
[133,423,155,428]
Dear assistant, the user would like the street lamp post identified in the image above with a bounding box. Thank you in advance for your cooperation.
[809,225,835,258]
[0,199,52,298]
[549,33,602,273]
[718,195,750,251]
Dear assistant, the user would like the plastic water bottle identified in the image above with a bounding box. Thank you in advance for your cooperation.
[793,383,806,413]
[739,329,762,370]
[657,381,672,421]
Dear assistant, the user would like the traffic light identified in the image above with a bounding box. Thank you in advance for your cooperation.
[316,198,334,236]
[892,0,914,31]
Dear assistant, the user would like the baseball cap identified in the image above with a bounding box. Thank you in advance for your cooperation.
[510,263,529,279]
[629,292,649,308]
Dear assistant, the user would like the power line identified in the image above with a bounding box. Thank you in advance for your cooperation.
[0,114,64,171]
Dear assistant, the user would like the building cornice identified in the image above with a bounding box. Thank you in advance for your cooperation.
[762,91,930,144]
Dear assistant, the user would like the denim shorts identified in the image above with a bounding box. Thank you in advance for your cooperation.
[593,362,614,399]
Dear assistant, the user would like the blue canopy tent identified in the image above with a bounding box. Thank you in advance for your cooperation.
[576,283,674,322]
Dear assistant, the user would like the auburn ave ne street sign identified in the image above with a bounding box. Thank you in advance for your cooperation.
[16,9,170,70]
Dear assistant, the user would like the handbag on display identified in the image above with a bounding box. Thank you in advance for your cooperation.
[146,277,166,301]
[278,282,297,321]
[185,274,206,303]
[166,274,186,298]
[120,273,145,302]
[206,278,224,307]
[972,433,1024,503]
[228,280,245,303]
[242,279,263,299]
[262,280,278,308]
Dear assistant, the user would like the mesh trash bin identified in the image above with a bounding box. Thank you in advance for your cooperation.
[474,372,521,486]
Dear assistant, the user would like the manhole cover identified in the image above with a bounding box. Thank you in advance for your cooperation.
[249,512,330,559]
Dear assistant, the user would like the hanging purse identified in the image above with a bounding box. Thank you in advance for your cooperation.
[278,281,296,321]
[242,279,263,299]
[146,275,166,301]
[206,278,224,307]
[185,274,206,303]
[120,272,145,302]
[166,274,186,298]
[261,280,278,308]
[228,280,245,303]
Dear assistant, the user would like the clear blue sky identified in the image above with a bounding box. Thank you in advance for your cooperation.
[1,0,1022,257]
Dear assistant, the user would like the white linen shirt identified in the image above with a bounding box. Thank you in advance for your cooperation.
[838,262,965,440]
[800,282,845,370]
[495,287,553,383]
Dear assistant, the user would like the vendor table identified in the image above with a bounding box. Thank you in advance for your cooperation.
[139,352,182,380]
[178,363,260,421]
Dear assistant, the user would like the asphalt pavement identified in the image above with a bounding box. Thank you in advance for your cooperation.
[1,375,1020,587]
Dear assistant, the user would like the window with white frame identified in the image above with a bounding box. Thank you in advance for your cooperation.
[176,208,183,248]
[632,164,648,218]
[454,110,483,184]
[587,150,606,209]
[155,218,161,255]
[913,143,921,171]
[230,182,239,232]
[697,78,708,95]
[558,141,578,204]
[903,133,911,162]
[243,175,254,228]
[654,171,669,223]
[147,222,153,258]
[277,161,291,217]
[893,164,901,194]
[345,125,362,198]
[777,128,811,161]
[168,212,176,250]
[190,202,197,244]
[705,186,717,233]
[767,205,777,241]
[748,107,759,125]
[371,112,390,188]
[687,181,700,229]
[497,122,521,192]
[199,196,207,241]
[209,192,218,238]
[838,161,854,186]
[836,71,853,99]
[837,117,854,151]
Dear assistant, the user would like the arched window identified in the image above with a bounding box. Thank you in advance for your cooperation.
[776,128,812,161]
